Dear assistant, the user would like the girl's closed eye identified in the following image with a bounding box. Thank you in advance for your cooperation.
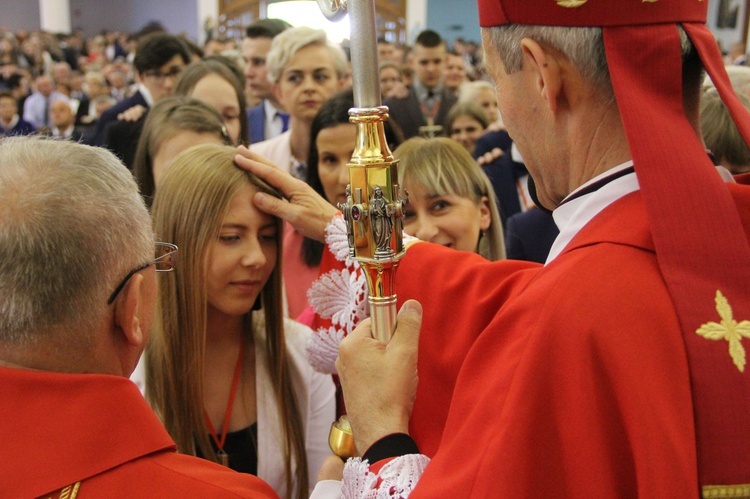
[259,230,278,243]
[219,233,241,243]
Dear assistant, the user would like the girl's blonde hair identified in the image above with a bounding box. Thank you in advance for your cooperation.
[394,137,506,260]
[146,143,308,498]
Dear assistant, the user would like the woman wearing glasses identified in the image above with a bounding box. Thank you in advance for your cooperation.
[143,143,335,499]
[174,58,249,146]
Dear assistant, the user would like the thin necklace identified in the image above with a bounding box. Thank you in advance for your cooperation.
[204,340,245,467]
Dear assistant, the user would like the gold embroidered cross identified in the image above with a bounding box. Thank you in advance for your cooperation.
[696,290,750,372]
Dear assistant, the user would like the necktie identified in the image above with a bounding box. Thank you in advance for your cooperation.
[43,98,50,127]
[278,112,290,133]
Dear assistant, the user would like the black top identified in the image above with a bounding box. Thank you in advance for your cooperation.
[199,423,259,475]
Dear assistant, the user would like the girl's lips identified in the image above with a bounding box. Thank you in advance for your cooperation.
[230,280,262,292]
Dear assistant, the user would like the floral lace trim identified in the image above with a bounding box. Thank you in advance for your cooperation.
[306,214,420,374]
[341,454,430,498]
[306,215,368,373]
[306,325,344,374]
[309,266,369,329]
[326,214,355,266]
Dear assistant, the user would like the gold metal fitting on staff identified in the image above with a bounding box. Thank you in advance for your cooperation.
[339,106,406,343]
[318,0,406,458]
[329,415,357,458]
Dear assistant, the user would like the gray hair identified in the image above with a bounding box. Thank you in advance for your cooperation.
[722,65,750,100]
[266,26,348,84]
[0,137,153,345]
[484,25,697,100]
[700,88,750,173]
[484,25,610,93]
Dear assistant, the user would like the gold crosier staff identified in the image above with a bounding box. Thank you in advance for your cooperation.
[316,0,408,458]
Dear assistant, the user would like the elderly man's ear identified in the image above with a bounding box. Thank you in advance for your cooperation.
[520,38,566,113]
[113,273,148,351]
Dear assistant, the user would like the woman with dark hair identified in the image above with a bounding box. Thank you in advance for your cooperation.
[281,88,403,323]
[302,88,404,267]
[174,58,249,145]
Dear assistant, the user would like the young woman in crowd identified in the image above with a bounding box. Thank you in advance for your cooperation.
[458,80,502,125]
[133,96,232,207]
[291,88,404,324]
[144,144,335,499]
[445,101,490,157]
[174,58,248,145]
[378,61,405,99]
[395,136,505,261]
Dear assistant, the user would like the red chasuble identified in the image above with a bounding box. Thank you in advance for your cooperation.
[392,186,750,497]
[0,367,278,498]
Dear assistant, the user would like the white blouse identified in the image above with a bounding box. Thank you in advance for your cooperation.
[130,312,336,498]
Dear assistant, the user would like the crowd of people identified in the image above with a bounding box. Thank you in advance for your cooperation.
[4,18,747,266]
[2,0,750,496]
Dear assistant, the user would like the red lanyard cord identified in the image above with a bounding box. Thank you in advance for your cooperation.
[204,340,245,454]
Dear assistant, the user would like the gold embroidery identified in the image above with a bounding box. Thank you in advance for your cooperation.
[58,482,80,499]
[642,0,658,3]
[40,482,81,499]
[557,0,588,7]
[696,290,750,372]
[702,483,750,498]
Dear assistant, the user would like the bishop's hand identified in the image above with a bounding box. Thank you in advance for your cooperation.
[336,300,423,455]
[235,146,338,242]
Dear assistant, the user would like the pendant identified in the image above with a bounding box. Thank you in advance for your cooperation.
[217,449,230,467]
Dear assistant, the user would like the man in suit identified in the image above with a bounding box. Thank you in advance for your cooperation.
[87,33,190,169]
[242,19,291,145]
[385,30,457,139]
[47,99,83,141]
[22,74,68,130]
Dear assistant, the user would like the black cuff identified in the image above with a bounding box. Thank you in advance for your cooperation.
[363,433,420,464]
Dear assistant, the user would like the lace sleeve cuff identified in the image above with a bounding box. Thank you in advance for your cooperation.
[342,454,430,498]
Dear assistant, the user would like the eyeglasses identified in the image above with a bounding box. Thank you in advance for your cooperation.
[107,242,178,305]
[142,66,183,81]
